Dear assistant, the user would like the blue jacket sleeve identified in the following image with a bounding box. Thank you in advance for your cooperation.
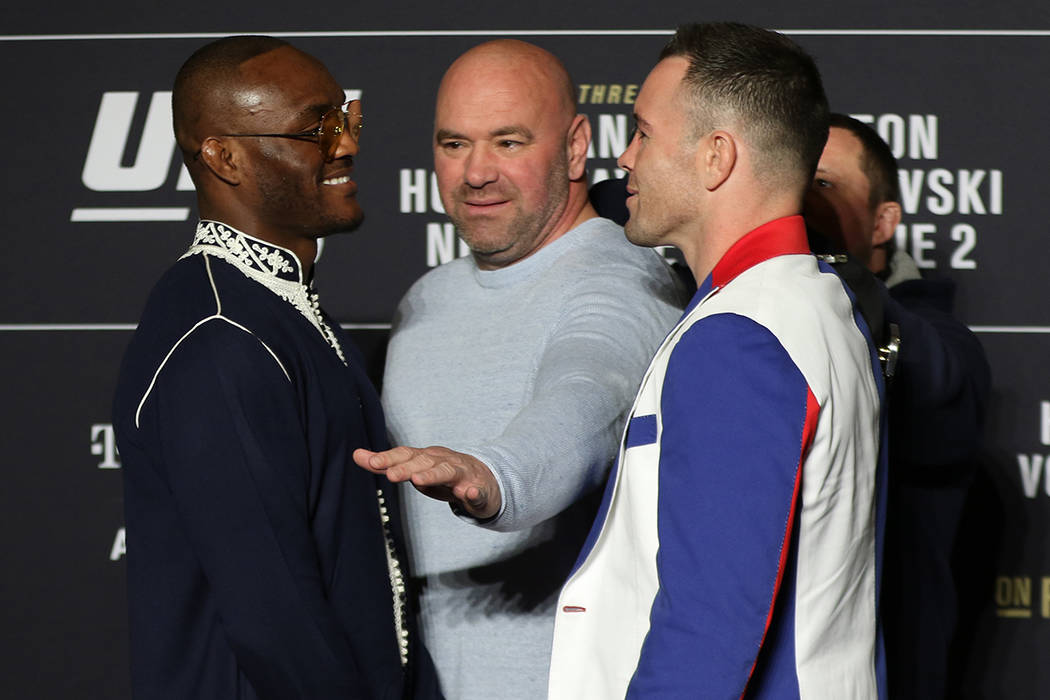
[143,321,365,699]
[627,313,814,699]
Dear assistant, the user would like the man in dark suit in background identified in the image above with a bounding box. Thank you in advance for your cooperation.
[805,114,991,700]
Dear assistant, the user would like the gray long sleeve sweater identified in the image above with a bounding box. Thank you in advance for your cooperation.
[382,217,685,699]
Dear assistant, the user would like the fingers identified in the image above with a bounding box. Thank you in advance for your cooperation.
[459,485,491,514]
[408,459,460,486]
[352,445,422,473]
[352,448,378,469]
[354,445,456,485]
[415,479,494,519]
[353,444,501,519]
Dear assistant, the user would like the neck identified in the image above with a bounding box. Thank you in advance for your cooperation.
[681,188,803,286]
[544,180,599,246]
[868,247,888,276]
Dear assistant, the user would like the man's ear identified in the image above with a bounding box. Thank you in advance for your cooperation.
[873,200,902,246]
[699,130,736,191]
[198,137,242,186]
[566,114,591,181]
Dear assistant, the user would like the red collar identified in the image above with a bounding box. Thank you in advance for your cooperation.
[709,215,811,289]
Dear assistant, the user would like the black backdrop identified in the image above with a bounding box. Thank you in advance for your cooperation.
[3,3,1048,697]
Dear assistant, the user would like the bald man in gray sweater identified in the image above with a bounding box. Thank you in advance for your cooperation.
[355,40,685,699]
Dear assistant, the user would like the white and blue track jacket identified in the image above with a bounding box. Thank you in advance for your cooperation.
[549,216,888,700]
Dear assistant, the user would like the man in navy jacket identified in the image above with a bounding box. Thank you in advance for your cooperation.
[113,36,441,700]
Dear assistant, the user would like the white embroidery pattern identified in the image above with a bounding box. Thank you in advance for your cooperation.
[182,221,347,365]
[377,488,410,667]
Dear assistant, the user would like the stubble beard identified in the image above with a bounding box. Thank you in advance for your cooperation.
[624,203,663,249]
[446,155,570,264]
[255,165,364,238]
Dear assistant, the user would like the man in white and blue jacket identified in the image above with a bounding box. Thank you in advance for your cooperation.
[549,24,888,699]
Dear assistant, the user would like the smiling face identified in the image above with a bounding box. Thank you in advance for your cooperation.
[229,46,363,247]
[432,43,577,269]
[618,57,703,251]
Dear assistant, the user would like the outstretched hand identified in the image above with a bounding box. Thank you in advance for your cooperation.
[353,445,501,520]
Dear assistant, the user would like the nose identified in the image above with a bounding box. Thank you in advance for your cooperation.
[617,131,639,172]
[328,119,360,162]
[463,145,498,188]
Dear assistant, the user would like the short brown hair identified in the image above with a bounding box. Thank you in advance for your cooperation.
[659,23,829,188]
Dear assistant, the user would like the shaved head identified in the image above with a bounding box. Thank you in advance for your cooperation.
[437,39,577,127]
[172,35,291,156]
[431,39,595,269]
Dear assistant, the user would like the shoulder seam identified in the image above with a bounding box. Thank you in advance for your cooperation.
[133,315,292,429]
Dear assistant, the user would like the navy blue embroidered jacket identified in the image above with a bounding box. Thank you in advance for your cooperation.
[113,221,441,700]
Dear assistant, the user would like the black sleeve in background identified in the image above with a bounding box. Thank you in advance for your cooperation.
[883,278,991,480]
